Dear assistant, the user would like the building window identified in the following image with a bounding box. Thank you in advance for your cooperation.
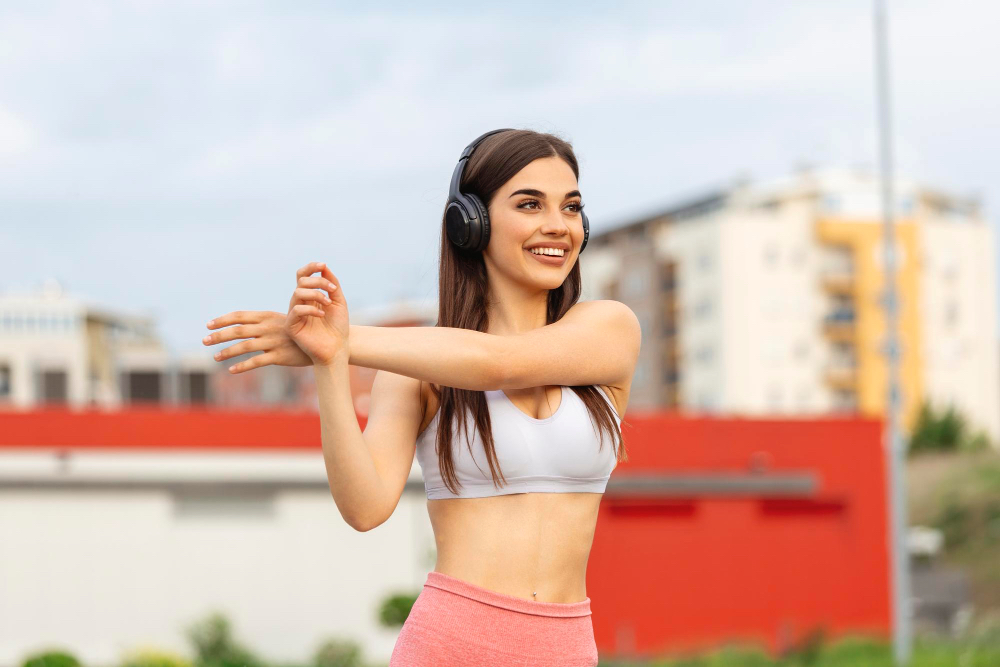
[0,363,11,398]
[39,369,68,403]
[697,252,713,272]
[181,371,210,404]
[126,371,162,403]
[695,344,714,364]
[944,300,959,327]
[832,390,857,412]
[693,296,713,319]
[623,267,648,299]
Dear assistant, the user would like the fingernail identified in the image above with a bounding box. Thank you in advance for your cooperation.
[318,262,325,267]
[214,352,221,360]
[202,335,211,344]
[206,320,214,328]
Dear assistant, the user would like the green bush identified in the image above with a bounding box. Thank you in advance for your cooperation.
[21,650,82,667]
[935,490,974,548]
[909,400,967,454]
[597,633,1000,666]
[119,648,192,667]
[184,612,266,667]
[312,638,364,667]
[376,591,418,628]
[907,400,996,455]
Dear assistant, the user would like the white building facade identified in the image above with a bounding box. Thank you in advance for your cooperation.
[581,167,1000,447]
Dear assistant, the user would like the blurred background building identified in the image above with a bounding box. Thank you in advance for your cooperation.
[581,166,999,447]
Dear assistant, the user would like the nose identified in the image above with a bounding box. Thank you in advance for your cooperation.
[539,207,572,236]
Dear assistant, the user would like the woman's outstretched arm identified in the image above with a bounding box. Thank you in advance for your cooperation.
[344,324,502,391]
[344,299,640,392]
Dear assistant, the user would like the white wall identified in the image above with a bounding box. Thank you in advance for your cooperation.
[0,452,434,667]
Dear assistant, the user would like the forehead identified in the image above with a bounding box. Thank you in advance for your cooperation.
[503,156,578,194]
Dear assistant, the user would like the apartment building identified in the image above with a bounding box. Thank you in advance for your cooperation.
[580,166,1000,446]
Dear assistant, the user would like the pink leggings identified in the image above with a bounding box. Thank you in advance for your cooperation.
[389,571,599,666]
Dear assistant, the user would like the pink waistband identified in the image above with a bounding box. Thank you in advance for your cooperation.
[423,571,592,618]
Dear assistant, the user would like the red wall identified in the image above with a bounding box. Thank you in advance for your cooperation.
[1,406,891,660]
[588,411,891,660]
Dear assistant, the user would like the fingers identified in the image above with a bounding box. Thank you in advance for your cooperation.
[212,336,269,362]
[296,261,329,281]
[203,322,262,346]
[206,311,266,330]
[292,286,333,308]
[227,350,274,374]
[297,274,338,294]
[320,265,342,295]
[291,263,340,313]
[289,304,325,322]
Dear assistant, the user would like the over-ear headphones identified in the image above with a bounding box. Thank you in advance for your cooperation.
[445,128,589,254]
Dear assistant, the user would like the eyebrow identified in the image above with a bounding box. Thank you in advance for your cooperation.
[508,188,582,200]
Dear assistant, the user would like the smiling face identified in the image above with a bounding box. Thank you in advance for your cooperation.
[483,155,585,290]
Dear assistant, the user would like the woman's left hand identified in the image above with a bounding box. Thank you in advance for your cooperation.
[203,310,312,373]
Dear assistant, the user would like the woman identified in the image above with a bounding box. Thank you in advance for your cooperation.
[202,128,641,666]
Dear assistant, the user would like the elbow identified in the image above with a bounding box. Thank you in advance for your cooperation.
[348,511,384,533]
[351,519,376,533]
[334,495,385,533]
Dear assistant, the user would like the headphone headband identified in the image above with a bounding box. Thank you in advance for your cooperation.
[447,128,515,206]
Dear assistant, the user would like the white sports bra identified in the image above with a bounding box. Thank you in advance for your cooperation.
[415,385,622,499]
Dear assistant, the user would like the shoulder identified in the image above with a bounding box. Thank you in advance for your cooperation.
[565,300,640,400]
[565,300,641,344]
[566,298,638,321]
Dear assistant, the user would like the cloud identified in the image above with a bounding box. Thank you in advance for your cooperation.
[0,105,35,159]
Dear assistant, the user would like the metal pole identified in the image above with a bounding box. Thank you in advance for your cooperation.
[873,0,911,663]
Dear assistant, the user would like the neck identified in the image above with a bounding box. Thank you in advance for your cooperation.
[486,283,549,336]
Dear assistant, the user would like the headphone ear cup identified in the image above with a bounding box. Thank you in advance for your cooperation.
[445,200,473,249]
[466,193,491,252]
[580,209,590,253]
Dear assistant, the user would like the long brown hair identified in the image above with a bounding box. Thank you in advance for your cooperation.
[429,128,629,495]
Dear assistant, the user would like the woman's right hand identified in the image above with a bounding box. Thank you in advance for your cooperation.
[284,261,350,366]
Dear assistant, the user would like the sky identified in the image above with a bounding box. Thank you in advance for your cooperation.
[1,0,997,358]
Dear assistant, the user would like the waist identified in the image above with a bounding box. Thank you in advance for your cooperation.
[423,570,592,616]
[427,492,601,603]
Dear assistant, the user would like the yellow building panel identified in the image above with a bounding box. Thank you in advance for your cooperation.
[815,217,924,435]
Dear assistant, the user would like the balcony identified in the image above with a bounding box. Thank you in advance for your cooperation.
[824,359,857,389]
[822,308,856,341]
[819,270,854,294]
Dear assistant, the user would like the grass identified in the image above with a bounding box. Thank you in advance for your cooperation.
[596,633,1000,666]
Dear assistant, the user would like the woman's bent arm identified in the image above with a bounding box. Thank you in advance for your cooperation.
[313,353,387,531]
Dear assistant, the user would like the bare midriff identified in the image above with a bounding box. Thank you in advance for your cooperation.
[427,491,603,603]
[418,381,614,604]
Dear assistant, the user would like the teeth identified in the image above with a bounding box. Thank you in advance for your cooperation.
[529,247,565,256]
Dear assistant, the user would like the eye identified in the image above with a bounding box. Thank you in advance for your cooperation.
[516,199,585,213]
